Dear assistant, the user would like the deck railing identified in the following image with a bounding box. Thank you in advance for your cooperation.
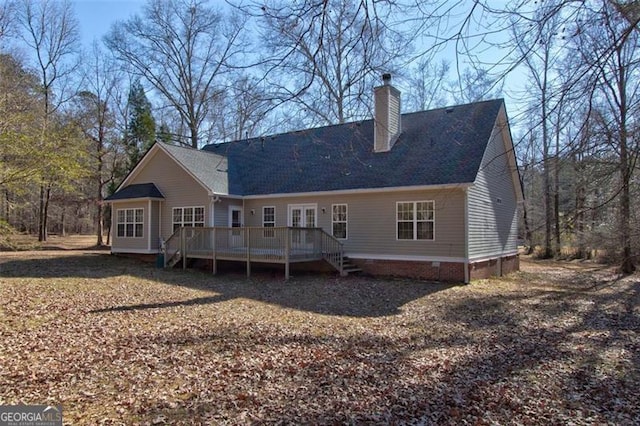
[163,227,182,268]
[165,226,344,278]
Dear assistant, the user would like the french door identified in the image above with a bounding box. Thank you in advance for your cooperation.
[288,204,316,249]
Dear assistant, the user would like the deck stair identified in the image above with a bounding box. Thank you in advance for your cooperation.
[341,256,362,275]
[165,250,182,268]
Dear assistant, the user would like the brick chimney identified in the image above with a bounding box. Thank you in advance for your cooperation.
[374,73,401,153]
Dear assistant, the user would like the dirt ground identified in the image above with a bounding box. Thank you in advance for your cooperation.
[0,249,638,425]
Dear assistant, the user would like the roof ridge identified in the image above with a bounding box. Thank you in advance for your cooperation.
[203,99,503,150]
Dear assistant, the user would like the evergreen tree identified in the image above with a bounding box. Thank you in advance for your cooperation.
[125,80,156,169]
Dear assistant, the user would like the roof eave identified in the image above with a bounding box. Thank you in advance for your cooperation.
[242,183,473,200]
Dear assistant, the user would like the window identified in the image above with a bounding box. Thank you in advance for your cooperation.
[397,201,434,240]
[117,208,144,238]
[332,204,347,239]
[263,206,275,237]
[173,206,205,232]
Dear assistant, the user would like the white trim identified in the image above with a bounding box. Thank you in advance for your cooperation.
[395,200,435,241]
[111,248,160,254]
[158,202,162,243]
[147,200,152,250]
[469,250,519,263]
[116,207,144,238]
[331,203,348,240]
[464,187,469,284]
[244,183,472,200]
[287,203,317,227]
[347,253,467,263]
[173,206,205,230]
[229,206,243,227]
[346,251,518,264]
[105,196,164,204]
[262,206,276,227]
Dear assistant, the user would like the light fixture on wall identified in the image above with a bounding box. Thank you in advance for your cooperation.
[321,207,326,214]
[250,209,255,215]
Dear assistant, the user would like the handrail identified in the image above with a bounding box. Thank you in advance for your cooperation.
[163,226,183,268]
[317,228,344,274]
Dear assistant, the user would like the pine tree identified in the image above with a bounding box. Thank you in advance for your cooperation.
[125,80,156,169]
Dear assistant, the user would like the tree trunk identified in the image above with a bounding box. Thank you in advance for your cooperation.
[38,184,46,241]
[60,206,66,237]
[42,184,51,241]
[96,162,104,246]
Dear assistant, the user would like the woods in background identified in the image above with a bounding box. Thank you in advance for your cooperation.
[0,0,638,272]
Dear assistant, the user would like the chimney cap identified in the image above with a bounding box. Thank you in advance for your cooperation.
[382,73,392,85]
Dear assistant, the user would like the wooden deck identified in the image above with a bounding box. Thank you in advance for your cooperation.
[163,227,345,279]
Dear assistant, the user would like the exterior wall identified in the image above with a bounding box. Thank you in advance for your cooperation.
[149,200,160,251]
[243,188,466,260]
[213,198,243,227]
[467,108,519,261]
[127,148,210,242]
[353,258,465,282]
[110,200,150,252]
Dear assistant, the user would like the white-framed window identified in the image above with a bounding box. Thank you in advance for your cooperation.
[117,208,144,238]
[332,204,347,239]
[173,206,205,232]
[263,206,275,237]
[396,201,434,240]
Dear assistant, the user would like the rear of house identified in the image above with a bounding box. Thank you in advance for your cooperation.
[106,77,522,282]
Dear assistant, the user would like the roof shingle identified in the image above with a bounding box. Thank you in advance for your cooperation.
[105,183,164,201]
[202,99,503,196]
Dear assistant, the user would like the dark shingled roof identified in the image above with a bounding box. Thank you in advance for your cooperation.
[202,99,504,196]
[105,183,164,201]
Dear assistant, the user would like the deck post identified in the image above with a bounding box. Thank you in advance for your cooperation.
[181,226,186,270]
[212,228,217,275]
[284,227,290,280]
[246,227,251,278]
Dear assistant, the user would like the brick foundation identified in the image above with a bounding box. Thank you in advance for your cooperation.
[352,259,466,282]
[353,254,520,283]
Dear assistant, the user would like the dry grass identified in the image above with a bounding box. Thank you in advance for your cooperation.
[0,250,638,425]
[0,234,104,251]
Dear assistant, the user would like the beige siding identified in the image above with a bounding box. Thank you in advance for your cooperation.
[467,110,519,259]
[213,198,242,227]
[128,148,210,240]
[244,188,466,259]
[111,200,149,251]
[150,200,160,250]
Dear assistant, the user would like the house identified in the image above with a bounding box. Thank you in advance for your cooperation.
[105,75,523,283]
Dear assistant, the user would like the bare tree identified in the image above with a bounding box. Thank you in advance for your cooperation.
[572,2,640,273]
[404,58,450,112]
[16,0,80,241]
[73,42,123,246]
[253,0,407,127]
[105,0,247,148]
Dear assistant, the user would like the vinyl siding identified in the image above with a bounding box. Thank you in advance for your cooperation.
[111,201,148,251]
[244,188,466,258]
[467,108,519,259]
[213,198,242,227]
[127,148,210,241]
[149,200,160,250]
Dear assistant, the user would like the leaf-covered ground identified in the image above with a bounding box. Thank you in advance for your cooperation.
[0,251,638,425]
